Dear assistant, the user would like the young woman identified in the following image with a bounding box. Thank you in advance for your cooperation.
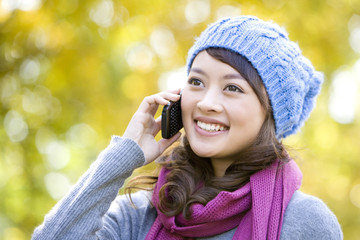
[32,16,342,239]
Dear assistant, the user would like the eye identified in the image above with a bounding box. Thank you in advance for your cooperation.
[224,84,243,93]
[188,78,204,87]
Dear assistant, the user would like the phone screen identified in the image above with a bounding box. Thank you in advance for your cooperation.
[161,96,183,139]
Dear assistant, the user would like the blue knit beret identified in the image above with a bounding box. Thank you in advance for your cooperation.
[186,16,323,139]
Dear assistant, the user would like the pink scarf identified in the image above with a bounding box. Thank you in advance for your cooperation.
[145,160,302,240]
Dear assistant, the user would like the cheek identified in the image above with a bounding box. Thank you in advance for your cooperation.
[181,91,200,133]
[181,89,196,112]
[248,99,266,126]
[181,94,193,123]
[229,100,265,130]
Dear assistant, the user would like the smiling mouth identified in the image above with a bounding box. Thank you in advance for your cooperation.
[196,120,229,132]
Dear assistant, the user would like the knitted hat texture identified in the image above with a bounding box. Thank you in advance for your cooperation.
[186,16,323,139]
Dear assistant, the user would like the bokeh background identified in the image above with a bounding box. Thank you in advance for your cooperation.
[1,0,360,239]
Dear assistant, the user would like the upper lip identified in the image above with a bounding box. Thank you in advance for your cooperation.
[194,116,229,127]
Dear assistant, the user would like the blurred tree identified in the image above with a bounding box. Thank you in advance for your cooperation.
[0,0,359,239]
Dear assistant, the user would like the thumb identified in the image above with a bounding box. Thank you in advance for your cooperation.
[158,132,182,154]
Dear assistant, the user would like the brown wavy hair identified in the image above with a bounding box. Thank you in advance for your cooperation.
[125,48,289,219]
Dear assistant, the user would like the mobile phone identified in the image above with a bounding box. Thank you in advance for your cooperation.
[161,95,183,139]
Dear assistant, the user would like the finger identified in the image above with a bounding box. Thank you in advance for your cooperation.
[148,94,179,116]
[159,91,181,102]
[149,98,161,116]
[166,88,182,96]
[158,132,182,154]
[138,94,180,116]
[149,92,180,107]
[137,96,159,113]
[149,116,161,136]
[167,88,182,93]
[150,90,181,104]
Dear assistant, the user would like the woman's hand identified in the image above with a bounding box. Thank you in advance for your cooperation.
[123,89,182,165]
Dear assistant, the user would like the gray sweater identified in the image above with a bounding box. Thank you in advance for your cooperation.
[32,137,343,239]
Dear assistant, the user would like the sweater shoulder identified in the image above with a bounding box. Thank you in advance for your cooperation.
[281,190,343,240]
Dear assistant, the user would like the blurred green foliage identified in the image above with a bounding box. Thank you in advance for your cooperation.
[1,0,360,239]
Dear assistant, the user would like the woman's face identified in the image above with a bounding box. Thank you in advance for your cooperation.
[181,51,266,176]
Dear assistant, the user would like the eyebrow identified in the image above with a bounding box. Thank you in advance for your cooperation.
[189,67,208,77]
[189,67,246,81]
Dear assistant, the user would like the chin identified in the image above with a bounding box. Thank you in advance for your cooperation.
[189,145,216,158]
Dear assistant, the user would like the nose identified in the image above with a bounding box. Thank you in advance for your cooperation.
[196,89,223,113]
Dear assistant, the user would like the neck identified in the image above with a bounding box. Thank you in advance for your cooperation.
[211,158,234,177]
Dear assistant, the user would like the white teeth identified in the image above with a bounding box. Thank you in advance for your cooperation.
[197,121,228,132]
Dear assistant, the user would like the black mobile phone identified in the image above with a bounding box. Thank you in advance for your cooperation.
[161,95,183,139]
